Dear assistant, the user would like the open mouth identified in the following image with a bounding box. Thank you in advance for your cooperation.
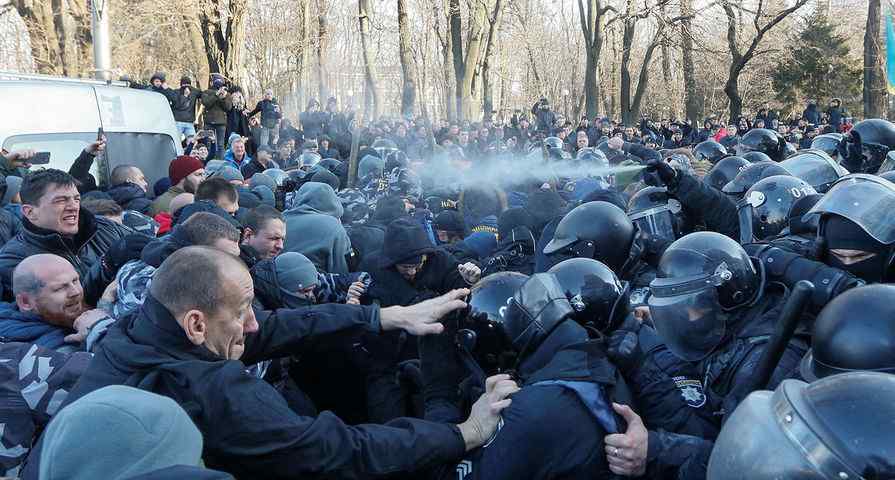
[62,214,78,225]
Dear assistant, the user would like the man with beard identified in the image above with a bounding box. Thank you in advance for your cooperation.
[149,155,206,216]
[0,254,110,352]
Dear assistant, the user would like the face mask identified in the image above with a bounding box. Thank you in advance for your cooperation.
[827,254,885,283]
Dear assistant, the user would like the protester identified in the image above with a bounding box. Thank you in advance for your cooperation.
[150,155,205,215]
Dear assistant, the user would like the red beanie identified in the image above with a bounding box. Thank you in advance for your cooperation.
[168,155,204,186]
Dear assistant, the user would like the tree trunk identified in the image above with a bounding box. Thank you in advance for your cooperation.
[578,0,605,118]
[397,0,418,118]
[449,0,464,118]
[198,0,248,83]
[13,0,92,76]
[680,0,698,124]
[480,0,504,121]
[316,0,328,100]
[628,27,664,122]
[358,0,380,119]
[183,16,211,87]
[724,66,743,121]
[864,0,887,117]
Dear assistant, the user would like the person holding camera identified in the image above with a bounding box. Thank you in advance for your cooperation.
[531,97,557,134]
[248,89,282,148]
[201,77,233,160]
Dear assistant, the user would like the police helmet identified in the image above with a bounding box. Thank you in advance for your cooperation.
[721,161,792,196]
[543,201,636,274]
[705,156,750,191]
[694,140,728,165]
[779,150,849,193]
[838,118,895,173]
[738,175,817,243]
[547,258,629,334]
[736,128,786,161]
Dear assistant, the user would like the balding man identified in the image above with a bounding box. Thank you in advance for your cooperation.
[0,254,110,352]
[107,165,151,214]
[29,247,516,479]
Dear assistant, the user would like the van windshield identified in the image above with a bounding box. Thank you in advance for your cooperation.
[2,132,97,174]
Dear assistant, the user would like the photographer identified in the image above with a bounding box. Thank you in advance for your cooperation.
[248,89,282,147]
[531,97,557,134]
[201,77,232,160]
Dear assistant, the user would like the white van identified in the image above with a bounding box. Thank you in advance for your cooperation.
[0,72,182,188]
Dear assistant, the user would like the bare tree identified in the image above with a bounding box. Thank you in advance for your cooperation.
[358,0,381,119]
[398,0,419,117]
[864,0,887,117]
[198,0,249,83]
[619,0,664,124]
[680,0,698,124]
[577,0,615,118]
[315,0,329,100]
[721,0,809,120]
[9,0,92,76]
[481,0,504,121]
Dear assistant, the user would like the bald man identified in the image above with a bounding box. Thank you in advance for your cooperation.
[0,254,110,352]
[34,246,517,479]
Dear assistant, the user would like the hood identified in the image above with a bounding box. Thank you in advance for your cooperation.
[498,225,537,254]
[0,302,70,349]
[380,217,435,268]
[463,231,498,259]
[287,182,343,219]
[107,182,148,206]
[39,384,204,480]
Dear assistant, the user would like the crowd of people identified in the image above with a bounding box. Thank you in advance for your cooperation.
[1,73,894,480]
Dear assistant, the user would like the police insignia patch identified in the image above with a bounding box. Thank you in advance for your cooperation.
[673,376,707,408]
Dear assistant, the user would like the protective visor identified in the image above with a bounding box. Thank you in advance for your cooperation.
[628,200,682,242]
[807,174,895,245]
[648,264,733,362]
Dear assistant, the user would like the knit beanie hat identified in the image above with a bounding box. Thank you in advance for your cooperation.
[168,155,204,186]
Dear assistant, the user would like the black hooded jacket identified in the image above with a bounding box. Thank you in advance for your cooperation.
[23,295,468,480]
[0,208,130,304]
[107,182,153,214]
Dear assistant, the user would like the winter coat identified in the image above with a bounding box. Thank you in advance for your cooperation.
[0,302,73,351]
[248,99,282,129]
[24,295,467,480]
[149,185,185,217]
[0,342,90,476]
[422,320,626,480]
[200,89,232,126]
[481,226,537,276]
[802,104,821,125]
[0,208,130,305]
[171,87,202,123]
[283,183,351,274]
[363,248,465,308]
[226,107,251,142]
[299,110,328,140]
[107,182,152,214]
[0,208,21,246]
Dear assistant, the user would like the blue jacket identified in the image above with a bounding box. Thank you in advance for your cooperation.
[0,302,71,351]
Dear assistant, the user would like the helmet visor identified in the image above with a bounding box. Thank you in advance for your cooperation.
[707,389,824,480]
[630,205,678,243]
[648,282,725,362]
[735,142,758,157]
[780,153,848,192]
[807,174,895,244]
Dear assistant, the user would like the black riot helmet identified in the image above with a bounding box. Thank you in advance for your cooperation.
[737,176,816,244]
[808,174,895,282]
[810,132,844,160]
[741,151,772,163]
[879,169,895,183]
[721,160,792,196]
[694,140,728,165]
[705,156,749,190]
[707,373,895,480]
[626,186,689,244]
[462,272,530,373]
[838,118,895,173]
[543,201,637,274]
[648,232,760,361]
[782,141,797,159]
[799,284,895,382]
[736,128,786,161]
[544,136,569,161]
[779,149,849,193]
[461,273,575,373]
[547,258,629,334]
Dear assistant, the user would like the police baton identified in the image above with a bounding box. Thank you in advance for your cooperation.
[743,280,814,395]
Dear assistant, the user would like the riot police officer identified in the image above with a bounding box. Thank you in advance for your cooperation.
[693,140,728,165]
[420,273,633,479]
[779,149,848,193]
[736,175,816,244]
[542,201,654,292]
[609,232,811,479]
[707,372,895,479]
[808,174,895,282]
[626,186,691,263]
[837,118,895,173]
[704,156,749,191]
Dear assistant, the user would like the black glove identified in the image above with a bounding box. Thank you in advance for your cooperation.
[645,158,678,188]
[103,234,153,273]
[607,313,645,375]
